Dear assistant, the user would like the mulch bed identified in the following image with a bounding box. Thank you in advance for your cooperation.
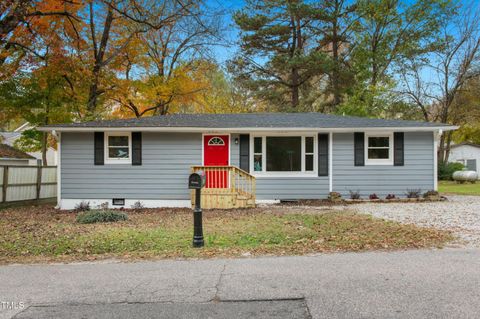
[275,197,448,207]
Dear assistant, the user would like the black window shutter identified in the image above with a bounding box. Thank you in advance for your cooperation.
[394,132,404,166]
[354,132,365,166]
[94,132,104,165]
[239,134,250,172]
[318,134,329,176]
[132,132,142,165]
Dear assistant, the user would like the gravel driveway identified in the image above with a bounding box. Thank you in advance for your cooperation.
[351,195,480,247]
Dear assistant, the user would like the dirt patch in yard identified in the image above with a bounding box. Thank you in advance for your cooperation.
[0,204,453,264]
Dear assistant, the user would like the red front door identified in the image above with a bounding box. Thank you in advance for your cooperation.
[203,135,229,188]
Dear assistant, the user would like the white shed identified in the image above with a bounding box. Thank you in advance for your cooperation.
[0,123,57,166]
[449,143,480,179]
[0,143,36,165]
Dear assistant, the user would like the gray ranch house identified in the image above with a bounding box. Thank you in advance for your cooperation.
[39,113,456,210]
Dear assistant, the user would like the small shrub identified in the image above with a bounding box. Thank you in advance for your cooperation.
[328,192,342,202]
[423,190,440,200]
[77,210,128,224]
[405,189,421,199]
[369,193,379,200]
[349,190,361,200]
[131,201,144,210]
[438,162,464,180]
[74,201,90,212]
[385,194,396,200]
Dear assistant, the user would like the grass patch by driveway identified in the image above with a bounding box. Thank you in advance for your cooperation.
[0,205,453,264]
[439,181,480,195]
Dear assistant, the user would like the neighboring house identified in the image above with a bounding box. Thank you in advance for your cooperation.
[39,113,456,210]
[449,143,480,179]
[0,143,36,165]
[0,123,57,166]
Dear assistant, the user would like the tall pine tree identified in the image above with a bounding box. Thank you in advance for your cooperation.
[229,0,331,110]
[317,0,357,109]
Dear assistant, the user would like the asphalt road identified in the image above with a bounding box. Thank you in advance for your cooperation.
[1,249,480,319]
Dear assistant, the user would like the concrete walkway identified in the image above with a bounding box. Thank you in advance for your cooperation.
[1,249,480,318]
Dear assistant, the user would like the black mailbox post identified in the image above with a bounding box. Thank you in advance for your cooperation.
[188,171,206,247]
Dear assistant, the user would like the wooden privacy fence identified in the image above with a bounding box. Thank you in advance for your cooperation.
[0,165,57,203]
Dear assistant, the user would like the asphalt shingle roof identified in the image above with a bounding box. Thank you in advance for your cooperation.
[0,144,35,159]
[41,112,453,129]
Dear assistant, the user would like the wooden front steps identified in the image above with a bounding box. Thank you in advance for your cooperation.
[191,166,256,209]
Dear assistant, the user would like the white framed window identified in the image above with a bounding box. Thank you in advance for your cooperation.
[365,132,393,165]
[305,136,314,172]
[105,132,132,164]
[253,137,263,172]
[250,134,317,177]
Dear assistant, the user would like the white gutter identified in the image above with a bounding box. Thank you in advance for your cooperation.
[38,126,459,133]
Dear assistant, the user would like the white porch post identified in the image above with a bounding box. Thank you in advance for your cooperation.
[329,132,333,192]
[433,130,441,191]
[56,132,61,208]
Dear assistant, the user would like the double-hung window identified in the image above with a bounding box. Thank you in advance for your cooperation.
[365,133,393,165]
[251,135,316,176]
[305,136,314,171]
[105,132,132,164]
[253,137,263,172]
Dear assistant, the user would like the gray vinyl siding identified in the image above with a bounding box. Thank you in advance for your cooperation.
[255,177,329,200]
[61,132,201,199]
[61,130,435,202]
[332,132,434,197]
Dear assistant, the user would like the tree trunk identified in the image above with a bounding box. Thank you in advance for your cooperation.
[331,14,341,107]
[438,133,446,164]
[444,131,453,163]
[41,132,47,166]
[438,131,454,165]
[289,13,301,109]
[87,79,99,116]
[291,67,300,108]
[371,62,377,87]
[86,8,114,118]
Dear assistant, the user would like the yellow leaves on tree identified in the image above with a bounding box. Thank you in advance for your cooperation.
[111,61,212,118]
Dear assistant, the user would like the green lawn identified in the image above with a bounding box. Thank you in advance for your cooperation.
[439,181,480,195]
[0,205,453,264]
